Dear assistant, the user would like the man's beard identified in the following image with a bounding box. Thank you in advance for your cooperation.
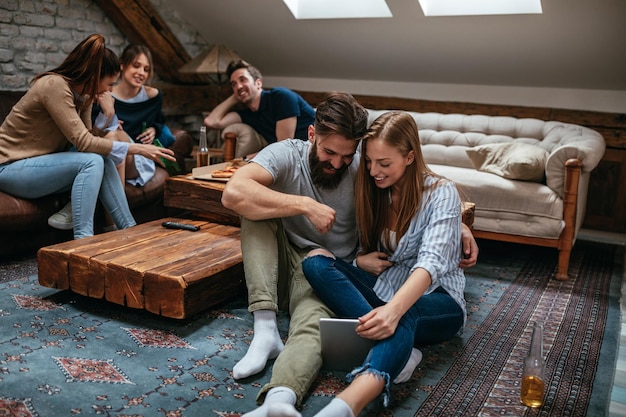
[309,143,349,190]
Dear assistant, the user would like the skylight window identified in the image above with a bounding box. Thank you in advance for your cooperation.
[281,0,542,20]
[418,0,542,16]
[282,0,392,20]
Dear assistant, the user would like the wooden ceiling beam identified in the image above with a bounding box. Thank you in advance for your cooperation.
[93,0,210,85]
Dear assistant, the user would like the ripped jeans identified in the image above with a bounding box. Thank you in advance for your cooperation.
[302,254,463,406]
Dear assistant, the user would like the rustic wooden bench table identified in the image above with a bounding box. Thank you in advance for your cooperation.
[164,174,240,226]
[37,217,243,319]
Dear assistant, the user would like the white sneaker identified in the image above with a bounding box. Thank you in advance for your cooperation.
[48,201,73,230]
[393,348,423,384]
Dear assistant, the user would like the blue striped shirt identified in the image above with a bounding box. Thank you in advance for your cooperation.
[372,175,467,324]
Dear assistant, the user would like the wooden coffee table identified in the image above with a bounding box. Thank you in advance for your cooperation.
[38,175,246,319]
[38,217,243,319]
[164,175,239,226]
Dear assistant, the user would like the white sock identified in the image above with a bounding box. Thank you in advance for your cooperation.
[393,348,423,384]
[233,310,284,379]
[243,387,299,417]
[314,398,354,417]
[266,403,302,417]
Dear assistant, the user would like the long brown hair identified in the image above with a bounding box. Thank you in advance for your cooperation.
[33,34,113,101]
[356,111,443,253]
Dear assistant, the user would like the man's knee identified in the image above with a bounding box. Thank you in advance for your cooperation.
[222,123,267,158]
[105,130,132,143]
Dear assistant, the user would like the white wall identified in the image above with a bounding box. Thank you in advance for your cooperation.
[264,76,626,114]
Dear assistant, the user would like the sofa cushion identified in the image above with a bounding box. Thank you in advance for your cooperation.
[0,190,68,231]
[429,164,564,239]
[465,142,549,181]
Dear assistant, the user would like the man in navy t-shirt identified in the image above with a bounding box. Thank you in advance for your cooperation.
[204,60,315,157]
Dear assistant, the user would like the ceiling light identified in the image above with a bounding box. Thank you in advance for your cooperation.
[418,0,542,16]
[282,0,392,20]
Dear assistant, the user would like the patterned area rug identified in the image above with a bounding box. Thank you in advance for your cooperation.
[415,240,622,417]
[0,252,38,284]
[0,240,621,417]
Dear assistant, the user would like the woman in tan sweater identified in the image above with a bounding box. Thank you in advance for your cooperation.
[0,34,175,239]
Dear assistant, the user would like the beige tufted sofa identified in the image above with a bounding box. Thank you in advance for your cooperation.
[368,110,606,280]
[222,109,606,280]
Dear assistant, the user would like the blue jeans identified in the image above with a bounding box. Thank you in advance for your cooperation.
[302,254,463,405]
[0,152,136,238]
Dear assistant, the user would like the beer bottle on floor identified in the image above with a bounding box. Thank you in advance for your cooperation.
[520,321,545,407]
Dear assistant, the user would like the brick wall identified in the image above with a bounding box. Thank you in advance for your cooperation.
[0,0,208,136]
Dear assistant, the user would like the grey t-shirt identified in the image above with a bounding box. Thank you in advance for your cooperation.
[252,139,359,262]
